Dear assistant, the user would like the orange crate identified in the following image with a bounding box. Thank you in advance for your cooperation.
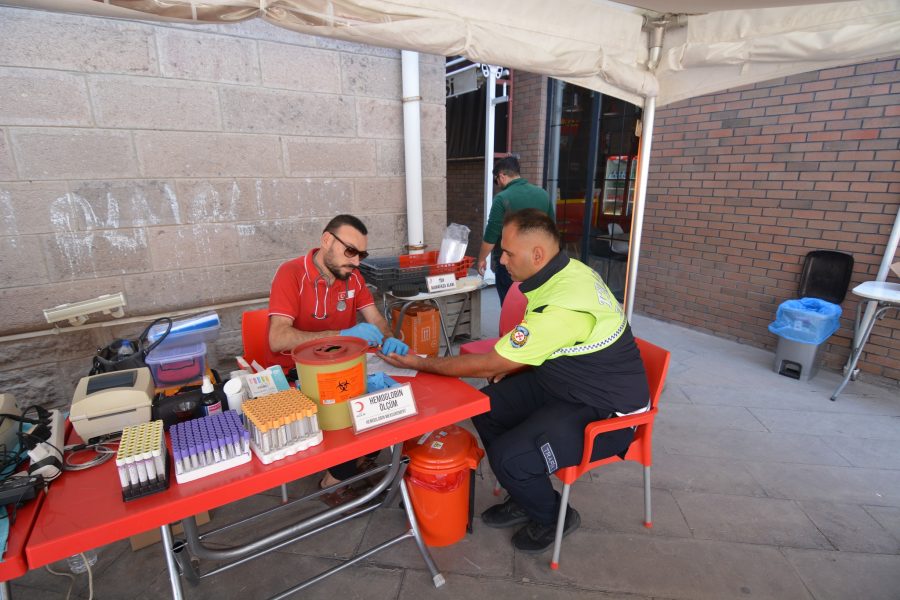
[398,251,473,279]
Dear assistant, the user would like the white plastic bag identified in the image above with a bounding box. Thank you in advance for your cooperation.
[437,223,471,264]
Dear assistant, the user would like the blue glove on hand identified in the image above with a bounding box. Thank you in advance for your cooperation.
[381,337,409,356]
[340,323,383,346]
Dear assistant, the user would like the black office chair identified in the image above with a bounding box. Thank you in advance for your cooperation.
[798,251,854,305]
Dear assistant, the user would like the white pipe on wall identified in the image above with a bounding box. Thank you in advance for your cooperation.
[401,50,425,253]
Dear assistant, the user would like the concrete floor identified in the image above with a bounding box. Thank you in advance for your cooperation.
[12,288,900,600]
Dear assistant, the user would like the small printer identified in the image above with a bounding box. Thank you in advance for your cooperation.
[71,368,154,442]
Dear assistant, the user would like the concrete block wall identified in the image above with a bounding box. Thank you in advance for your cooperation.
[636,58,900,385]
[0,7,447,407]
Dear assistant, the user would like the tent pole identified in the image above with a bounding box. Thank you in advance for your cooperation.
[482,65,501,284]
[625,18,668,321]
[623,95,655,322]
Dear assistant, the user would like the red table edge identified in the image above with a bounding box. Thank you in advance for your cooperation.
[25,375,489,569]
[0,490,45,580]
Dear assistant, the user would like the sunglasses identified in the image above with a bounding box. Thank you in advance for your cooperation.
[330,231,369,260]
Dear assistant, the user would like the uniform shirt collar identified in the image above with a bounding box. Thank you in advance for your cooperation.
[520,252,569,294]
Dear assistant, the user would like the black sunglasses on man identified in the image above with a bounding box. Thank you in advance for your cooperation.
[330,231,369,260]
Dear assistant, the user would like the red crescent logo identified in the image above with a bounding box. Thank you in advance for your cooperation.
[354,401,365,413]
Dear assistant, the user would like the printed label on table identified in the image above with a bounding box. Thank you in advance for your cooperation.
[426,274,456,292]
[350,383,418,433]
[316,362,365,404]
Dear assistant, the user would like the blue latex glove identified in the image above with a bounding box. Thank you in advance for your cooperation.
[340,323,383,346]
[381,336,409,356]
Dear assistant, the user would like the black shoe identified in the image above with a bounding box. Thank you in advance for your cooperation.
[481,497,530,529]
[511,507,581,554]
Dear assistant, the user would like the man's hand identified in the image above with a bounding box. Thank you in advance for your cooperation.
[477,257,487,276]
[340,323,384,346]
[381,337,409,356]
[379,351,424,370]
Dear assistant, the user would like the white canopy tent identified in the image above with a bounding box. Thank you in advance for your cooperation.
[5,0,900,320]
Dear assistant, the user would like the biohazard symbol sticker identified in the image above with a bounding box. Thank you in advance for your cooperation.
[509,324,530,348]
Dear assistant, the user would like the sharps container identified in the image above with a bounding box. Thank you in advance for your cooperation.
[292,336,367,431]
[403,426,484,547]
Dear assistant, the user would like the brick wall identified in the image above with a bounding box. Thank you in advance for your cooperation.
[510,72,548,184]
[636,58,900,385]
[445,71,548,256]
[447,159,486,255]
[0,7,447,407]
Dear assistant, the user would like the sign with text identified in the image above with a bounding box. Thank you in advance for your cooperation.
[426,274,456,293]
[350,383,418,433]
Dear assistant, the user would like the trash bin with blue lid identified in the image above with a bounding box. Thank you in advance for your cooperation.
[768,297,842,381]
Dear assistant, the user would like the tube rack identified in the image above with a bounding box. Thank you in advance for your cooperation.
[242,389,323,465]
[170,410,251,484]
[116,420,169,501]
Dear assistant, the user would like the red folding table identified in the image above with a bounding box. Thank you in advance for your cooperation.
[0,486,44,600]
[25,373,489,599]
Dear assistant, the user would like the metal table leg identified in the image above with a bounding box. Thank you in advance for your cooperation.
[399,478,445,587]
[160,524,185,600]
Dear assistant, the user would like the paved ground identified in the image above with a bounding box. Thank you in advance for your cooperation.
[11,290,900,599]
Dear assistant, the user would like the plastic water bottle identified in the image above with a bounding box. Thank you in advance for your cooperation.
[67,549,98,574]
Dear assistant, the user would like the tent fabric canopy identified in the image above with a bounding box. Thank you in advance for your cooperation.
[7,0,900,107]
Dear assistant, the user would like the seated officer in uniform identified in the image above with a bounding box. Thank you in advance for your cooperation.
[268,214,409,506]
[382,209,649,553]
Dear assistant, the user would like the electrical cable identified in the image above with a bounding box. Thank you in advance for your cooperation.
[44,553,94,600]
[63,434,120,471]
[44,563,76,600]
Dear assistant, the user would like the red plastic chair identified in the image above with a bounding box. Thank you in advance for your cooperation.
[549,337,671,570]
[241,308,295,371]
[459,282,527,355]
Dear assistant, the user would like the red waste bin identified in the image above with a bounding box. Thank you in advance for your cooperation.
[403,426,484,547]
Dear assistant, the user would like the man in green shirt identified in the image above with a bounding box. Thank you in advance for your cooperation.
[383,209,649,554]
[477,156,554,304]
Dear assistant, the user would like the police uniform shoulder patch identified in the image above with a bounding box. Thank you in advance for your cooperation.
[509,324,529,348]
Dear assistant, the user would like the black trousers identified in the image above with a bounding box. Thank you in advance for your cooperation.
[472,370,634,524]
[491,256,513,305]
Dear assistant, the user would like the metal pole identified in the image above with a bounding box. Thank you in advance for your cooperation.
[482,65,500,284]
[546,80,564,213]
[580,93,602,261]
[624,95,657,321]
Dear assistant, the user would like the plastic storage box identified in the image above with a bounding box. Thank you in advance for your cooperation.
[145,342,207,387]
[146,312,220,351]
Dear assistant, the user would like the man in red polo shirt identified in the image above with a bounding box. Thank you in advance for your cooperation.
[268,214,408,505]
